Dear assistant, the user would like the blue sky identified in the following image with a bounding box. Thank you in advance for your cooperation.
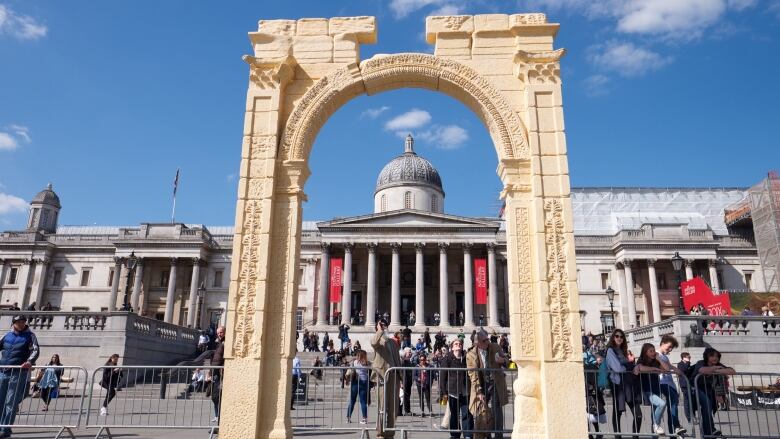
[0,0,778,229]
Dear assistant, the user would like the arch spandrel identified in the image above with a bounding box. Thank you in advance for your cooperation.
[278,53,530,167]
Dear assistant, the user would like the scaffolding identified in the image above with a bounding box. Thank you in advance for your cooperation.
[747,172,780,292]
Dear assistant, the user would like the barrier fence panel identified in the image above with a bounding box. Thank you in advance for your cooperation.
[695,372,780,439]
[85,365,223,439]
[0,365,88,439]
[291,366,381,438]
[383,366,516,437]
[584,369,696,438]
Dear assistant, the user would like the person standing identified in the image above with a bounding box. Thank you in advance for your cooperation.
[371,319,402,439]
[401,326,413,349]
[291,354,301,410]
[399,349,414,416]
[423,328,432,353]
[466,329,508,439]
[39,354,63,411]
[689,348,735,438]
[414,354,433,417]
[656,335,686,436]
[99,354,122,416]
[440,339,472,438]
[0,315,39,438]
[346,350,371,424]
[605,329,642,437]
[677,352,693,423]
[209,326,225,423]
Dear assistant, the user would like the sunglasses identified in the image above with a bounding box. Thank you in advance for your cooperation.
[613,334,625,339]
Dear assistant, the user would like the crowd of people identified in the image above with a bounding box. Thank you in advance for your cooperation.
[584,330,737,438]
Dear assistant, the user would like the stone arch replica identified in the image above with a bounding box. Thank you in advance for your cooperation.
[221,13,587,438]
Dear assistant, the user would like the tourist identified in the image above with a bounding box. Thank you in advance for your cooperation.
[353,340,362,353]
[409,310,416,326]
[605,329,643,436]
[99,354,122,416]
[742,306,755,316]
[399,348,414,416]
[414,354,433,417]
[761,305,775,317]
[322,332,329,352]
[0,315,40,437]
[768,377,780,390]
[346,350,371,424]
[401,325,413,349]
[302,329,310,352]
[26,302,36,311]
[371,319,402,439]
[690,347,735,438]
[499,334,509,355]
[458,311,465,326]
[415,337,425,352]
[185,368,205,397]
[677,352,693,422]
[358,310,365,325]
[9,303,20,311]
[433,312,441,326]
[197,331,210,353]
[440,339,472,438]
[635,343,668,435]
[311,356,323,381]
[209,325,225,423]
[655,335,686,435]
[42,302,53,311]
[466,328,508,439]
[478,314,485,326]
[338,323,350,350]
[457,329,465,343]
[39,354,63,411]
[291,354,301,410]
[583,350,606,438]
[423,328,432,352]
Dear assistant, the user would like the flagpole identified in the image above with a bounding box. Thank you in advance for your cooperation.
[171,195,177,223]
[172,168,180,224]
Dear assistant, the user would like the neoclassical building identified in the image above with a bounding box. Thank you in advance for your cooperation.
[0,137,763,334]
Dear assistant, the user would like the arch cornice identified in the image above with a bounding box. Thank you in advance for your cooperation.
[279,53,530,163]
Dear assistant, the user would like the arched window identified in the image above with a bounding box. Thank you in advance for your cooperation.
[431,195,438,212]
[404,191,412,209]
[381,194,387,212]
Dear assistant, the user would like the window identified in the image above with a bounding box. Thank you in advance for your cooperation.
[744,272,753,291]
[600,312,616,334]
[381,194,387,212]
[576,269,581,288]
[352,264,358,282]
[213,270,224,288]
[431,195,438,212]
[657,273,667,289]
[160,270,169,288]
[404,191,412,209]
[80,268,91,287]
[108,268,114,287]
[52,269,63,287]
[8,267,18,285]
[296,308,304,331]
[299,268,305,285]
[600,272,609,290]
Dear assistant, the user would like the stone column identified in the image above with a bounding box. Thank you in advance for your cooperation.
[685,259,694,280]
[30,258,49,308]
[108,257,123,311]
[487,243,499,327]
[623,259,637,327]
[708,259,720,291]
[414,242,425,328]
[316,243,330,326]
[341,243,353,325]
[17,259,32,307]
[187,258,202,327]
[0,259,5,288]
[615,265,628,328]
[365,243,377,328]
[439,242,450,327]
[130,258,144,312]
[463,243,474,327]
[390,243,401,326]
[647,259,661,323]
[164,258,178,323]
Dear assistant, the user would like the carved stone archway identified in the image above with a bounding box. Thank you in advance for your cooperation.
[220,14,586,439]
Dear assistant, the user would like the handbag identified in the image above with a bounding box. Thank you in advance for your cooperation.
[440,400,451,428]
[344,368,355,383]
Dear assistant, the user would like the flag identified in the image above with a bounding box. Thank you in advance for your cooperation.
[474,258,488,305]
[173,168,180,196]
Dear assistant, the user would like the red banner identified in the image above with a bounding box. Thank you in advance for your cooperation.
[329,258,343,303]
[681,277,732,316]
[474,258,487,305]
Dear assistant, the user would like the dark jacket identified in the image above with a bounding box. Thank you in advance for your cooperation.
[212,339,225,378]
[439,352,469,397]
[0,326,40,366]
[100,363,122,389]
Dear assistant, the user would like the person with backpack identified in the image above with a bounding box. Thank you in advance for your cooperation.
[656,335,687,436]
[605,329,642,437]
[583,349,606,438]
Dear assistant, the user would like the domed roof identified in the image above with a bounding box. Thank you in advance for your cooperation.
[31,183,61,208]
[375,135,443,194]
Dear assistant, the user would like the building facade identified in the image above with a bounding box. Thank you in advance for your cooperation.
[0,138,763,334]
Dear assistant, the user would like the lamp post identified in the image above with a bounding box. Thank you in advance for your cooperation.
[196,282,206,329]
[605,286,615,333]
[123,251,138,310]
[671,252,685,315]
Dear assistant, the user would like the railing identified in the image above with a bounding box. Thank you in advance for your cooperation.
[625,315,780,344]
[126,313,200,343]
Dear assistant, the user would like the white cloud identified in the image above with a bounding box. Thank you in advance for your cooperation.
[770,1,780,18]
[0,193,27,215]
[388,0,465,19]
[0,5,47,40]
[0,133,18,151]
[588,41,672,77]
[727,0,758,11]
[384,109,432,131]
[8,125,30,143]
[431,4,465,16]
[583,74,610,96]
[417,124,469,149]
[226,173,236,182]
[361,106,391,119]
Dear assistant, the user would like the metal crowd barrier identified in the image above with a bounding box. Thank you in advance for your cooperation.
[85,365,222,439]
[292,366,382,438]
[584,368,696,438]
[383,366,517,437]
[0,365,88,439]
[694,372,780,439]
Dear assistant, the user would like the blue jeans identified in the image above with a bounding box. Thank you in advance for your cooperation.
[0,368,29,435]
[448,395,473,439]
[696,390,716,437]
[347,379,368,419]
[660,383,682,430]
[645,392,667,427]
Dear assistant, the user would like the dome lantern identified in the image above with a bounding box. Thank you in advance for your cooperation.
[374,136,445,214]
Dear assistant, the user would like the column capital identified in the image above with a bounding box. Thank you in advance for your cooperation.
[390,242,402,253]
[320,242,331,253]
[486,242,497,252]
[708,258,719,267]
[462,242,472,253]
[343,242,354,253]
[192,257,204,266]
[113,256,124,266]
[170,257,179,266]
[622,258,633,267]
[21,258,31,265]
[367,242,378,253]
[414,242,426,252]
[438,242,449,252]
[685,258,695,267]
[647,258,656,267]
[33,258,49,265]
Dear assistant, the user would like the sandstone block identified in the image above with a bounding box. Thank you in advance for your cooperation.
[425,15,473,43]
[474,14,509,33]
[258,19,296,36]
[509,13,547,27]
[293,35,334,63]
[329,16,376,43]
[296,18,328,36]
[333,33,360,63]
[249,33,293,59]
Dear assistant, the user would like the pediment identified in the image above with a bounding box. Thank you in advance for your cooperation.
[317,210,499,230]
